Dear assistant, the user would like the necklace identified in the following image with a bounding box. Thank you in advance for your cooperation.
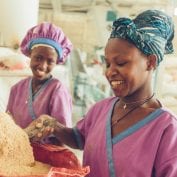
[111,93,155,127]
[122,93,155,109]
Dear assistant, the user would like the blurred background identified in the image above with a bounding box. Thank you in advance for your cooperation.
[0,0,177,119]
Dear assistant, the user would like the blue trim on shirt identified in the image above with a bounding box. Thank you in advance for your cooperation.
[28,77,53,120]
[73,126,84,149]
[28,78,36,120]
[106,98,119,177]
[33,77,53,100]
[28,38,63,62]
[112,108,165,144]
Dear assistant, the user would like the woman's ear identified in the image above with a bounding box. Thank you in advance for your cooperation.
[146,54,157,70]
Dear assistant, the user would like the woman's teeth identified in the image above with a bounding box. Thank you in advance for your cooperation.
[111,81,124,88]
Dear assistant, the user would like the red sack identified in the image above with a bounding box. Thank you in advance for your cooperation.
[31,143,82,170]
[0,143,90,177]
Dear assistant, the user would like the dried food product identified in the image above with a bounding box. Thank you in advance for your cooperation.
[0,112,51,176]
[0,112,90,177]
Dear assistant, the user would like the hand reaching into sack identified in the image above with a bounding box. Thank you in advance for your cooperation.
[24,114,57,142]
[25,114,80,149]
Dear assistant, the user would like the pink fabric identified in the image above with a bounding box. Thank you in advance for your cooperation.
[6,77,72,128]
[75,97,177,177]
[20,22,73,64]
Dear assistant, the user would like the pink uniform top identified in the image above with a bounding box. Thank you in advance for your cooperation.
[6,76,72,128]
[73,97,177,177]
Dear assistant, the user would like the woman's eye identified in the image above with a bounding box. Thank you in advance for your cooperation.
[35,56,42,61]
[47,59,56,65]
[117,62,127,66]
[48,61,55,65]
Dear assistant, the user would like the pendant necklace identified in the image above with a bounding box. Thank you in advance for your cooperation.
[111,93,155,127]
[122,93,155,109]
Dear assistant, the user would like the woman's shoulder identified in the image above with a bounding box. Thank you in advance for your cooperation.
[48,77,69,90]
[89,96,118,111]
[157,107,177,128]
[161,107,177,118]
[96,96,118,104]
[11,77,31,90]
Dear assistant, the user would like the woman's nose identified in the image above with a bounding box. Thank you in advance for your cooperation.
[106,65,118,76]
[39,60,48,69]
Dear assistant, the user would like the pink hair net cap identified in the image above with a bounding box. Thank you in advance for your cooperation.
[20,22,73,64]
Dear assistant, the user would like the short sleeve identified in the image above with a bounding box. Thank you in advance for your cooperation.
[73,104,99,149]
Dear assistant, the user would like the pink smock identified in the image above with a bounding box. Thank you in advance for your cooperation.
[6,76,72,128]
[73,97,177,177]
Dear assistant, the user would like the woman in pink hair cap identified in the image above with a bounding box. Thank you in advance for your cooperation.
[6,22,73,145]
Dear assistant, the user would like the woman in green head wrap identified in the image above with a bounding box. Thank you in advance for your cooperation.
[25,10,177,177]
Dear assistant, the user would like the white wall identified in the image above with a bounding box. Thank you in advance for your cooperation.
[0,0,39,48]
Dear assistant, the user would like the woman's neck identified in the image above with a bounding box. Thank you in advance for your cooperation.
[32,75,52,86]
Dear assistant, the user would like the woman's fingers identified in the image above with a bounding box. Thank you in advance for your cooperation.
[24,115,57,141]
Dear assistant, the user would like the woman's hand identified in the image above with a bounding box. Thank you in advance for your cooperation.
[24,114,57,142]
[25,115,79,149]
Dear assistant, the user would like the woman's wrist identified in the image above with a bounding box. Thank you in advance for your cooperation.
[53,121,65,136]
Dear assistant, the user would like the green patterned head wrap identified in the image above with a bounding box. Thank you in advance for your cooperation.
[110,10,174,65]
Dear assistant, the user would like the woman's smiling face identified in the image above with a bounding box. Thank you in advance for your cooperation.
[30,46,58,81]
[104,38,150,98]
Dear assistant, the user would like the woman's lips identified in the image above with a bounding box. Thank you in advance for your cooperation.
[110,80,124,89]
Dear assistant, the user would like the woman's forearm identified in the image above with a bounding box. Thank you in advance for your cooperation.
[54,122,79,149]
